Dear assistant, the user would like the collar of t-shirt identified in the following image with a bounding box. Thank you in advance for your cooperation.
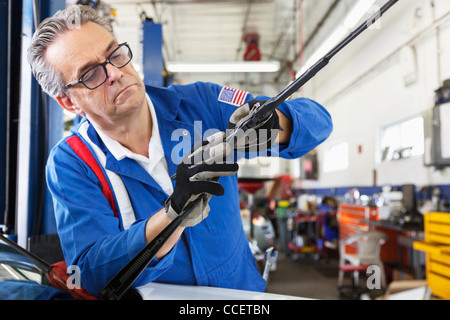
[91,94,174,196]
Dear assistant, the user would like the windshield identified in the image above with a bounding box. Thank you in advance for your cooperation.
[0,234,71,300]
[0,243,48,283]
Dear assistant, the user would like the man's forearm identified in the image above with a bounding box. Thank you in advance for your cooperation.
[276,109,293,145]
[145,209,185,259]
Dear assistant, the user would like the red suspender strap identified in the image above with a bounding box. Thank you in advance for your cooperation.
[66,135,119,220]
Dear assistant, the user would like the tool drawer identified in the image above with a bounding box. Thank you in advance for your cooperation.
[413,212,450,300]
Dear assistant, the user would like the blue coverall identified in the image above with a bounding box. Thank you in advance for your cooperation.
[46,81,333,296]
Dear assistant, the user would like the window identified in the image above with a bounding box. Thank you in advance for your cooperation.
[324,141,349,173]
[380,116,424,161]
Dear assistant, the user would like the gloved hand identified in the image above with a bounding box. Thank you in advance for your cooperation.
[165,132,238,227]
[227,100,280,152]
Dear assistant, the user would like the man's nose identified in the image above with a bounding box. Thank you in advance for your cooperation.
[105,63,123,85]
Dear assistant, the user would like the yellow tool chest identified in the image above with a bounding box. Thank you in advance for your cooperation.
[413,212,450,300]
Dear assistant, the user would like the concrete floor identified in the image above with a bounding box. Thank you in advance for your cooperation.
[265,252,343,300]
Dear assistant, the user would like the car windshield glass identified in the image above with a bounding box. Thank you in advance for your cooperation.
[0,244,47,283]
[0,234,70,300]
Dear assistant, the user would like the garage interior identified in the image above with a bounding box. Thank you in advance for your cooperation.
[1,0,450,301]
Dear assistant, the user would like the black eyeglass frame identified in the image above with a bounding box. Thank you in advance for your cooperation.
[64,42,133,90]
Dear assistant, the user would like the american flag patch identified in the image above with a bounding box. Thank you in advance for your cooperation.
[218,87,249,107]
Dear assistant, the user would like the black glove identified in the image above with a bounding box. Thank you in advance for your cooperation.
[165,132,238,227]
[227,100,280,152]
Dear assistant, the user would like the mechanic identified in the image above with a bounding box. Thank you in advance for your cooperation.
[27,4,333,297]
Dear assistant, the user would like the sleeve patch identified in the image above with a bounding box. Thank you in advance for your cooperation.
[218,87,248,107]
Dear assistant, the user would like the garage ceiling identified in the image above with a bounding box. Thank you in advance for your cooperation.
[98,0,338,76]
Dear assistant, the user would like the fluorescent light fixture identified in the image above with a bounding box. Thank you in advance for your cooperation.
[167,61,280,73]
[296,0,376,78]
[300,26,347,73]
[344,0,377,29]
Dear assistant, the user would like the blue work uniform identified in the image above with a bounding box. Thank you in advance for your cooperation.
[46,81,333,296]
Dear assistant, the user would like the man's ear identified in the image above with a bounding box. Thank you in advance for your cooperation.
[55,95,84,115]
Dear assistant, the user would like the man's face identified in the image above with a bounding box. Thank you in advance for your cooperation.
[47,21,146,127]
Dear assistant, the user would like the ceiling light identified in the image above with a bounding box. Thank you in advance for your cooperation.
[344,0,377,29]
[166,61,280,73]
[300,26,347,73]
[296,0,377,78]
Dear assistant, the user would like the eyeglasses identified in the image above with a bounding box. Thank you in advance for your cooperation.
[65,42,133,90]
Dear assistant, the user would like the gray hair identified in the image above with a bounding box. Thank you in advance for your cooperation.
[27,4,114,97]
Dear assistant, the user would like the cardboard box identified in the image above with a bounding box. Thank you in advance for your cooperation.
[377,280,429,300]
[392,268,415,281]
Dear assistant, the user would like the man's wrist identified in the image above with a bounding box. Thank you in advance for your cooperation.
[275,109,292,145]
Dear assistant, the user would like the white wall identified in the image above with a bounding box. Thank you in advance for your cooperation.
[298,0,450,190]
